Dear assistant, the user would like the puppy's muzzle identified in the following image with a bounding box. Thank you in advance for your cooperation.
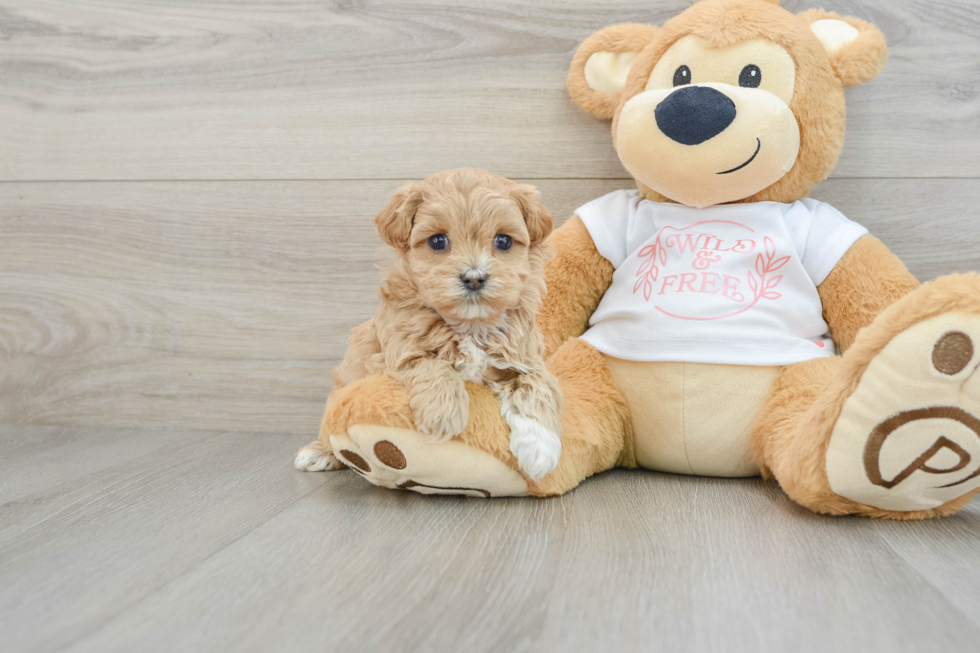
[460,269,489,293]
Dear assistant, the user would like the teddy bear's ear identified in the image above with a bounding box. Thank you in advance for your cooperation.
[798,10,888,87]
[568,23,659,119]
[374,182,424,250]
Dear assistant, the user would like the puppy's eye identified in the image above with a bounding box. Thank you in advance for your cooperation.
[493,234,513,252]
[739,64,761,88]
[673,65,691,87]
[427,234,449,251]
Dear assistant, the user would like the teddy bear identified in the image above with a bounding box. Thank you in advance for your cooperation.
[311,0,980,519]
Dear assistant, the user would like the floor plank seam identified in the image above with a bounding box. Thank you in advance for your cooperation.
[870,527,980,633]
[0,458,191,547]
[0,425,322,441]
[56,472,339,653]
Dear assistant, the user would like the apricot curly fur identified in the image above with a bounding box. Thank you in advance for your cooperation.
[316,169,563,477]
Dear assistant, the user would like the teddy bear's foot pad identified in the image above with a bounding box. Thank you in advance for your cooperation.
[328,425,529,498]
[827,312,980,511]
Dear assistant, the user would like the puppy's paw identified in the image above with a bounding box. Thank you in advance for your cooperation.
[414,404,470,443]
[294,441,345,472]
[507,415,562,481]
[411,384,470,443]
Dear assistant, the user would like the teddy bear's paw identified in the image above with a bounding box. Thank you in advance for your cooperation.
[506,415,562,482]
[328,425,529,498]
[294,441,345,472]
[827,312,980,511]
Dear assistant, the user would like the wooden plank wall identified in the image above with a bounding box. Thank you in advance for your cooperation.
[2,0,979,435]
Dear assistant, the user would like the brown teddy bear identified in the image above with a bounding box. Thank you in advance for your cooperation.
[308,0,980,519]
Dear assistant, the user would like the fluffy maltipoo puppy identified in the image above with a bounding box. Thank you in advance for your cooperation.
[295,168,563,480]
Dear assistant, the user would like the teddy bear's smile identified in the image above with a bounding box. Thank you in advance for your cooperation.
[717,137,762,175]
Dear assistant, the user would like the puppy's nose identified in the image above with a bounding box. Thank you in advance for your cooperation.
[655,86,736,146]
[460,270,489,292]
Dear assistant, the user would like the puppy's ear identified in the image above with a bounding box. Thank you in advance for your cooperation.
[798,10,888,87]
[510,184,554,246]
[568,23,659,119]
[374,182,424,250]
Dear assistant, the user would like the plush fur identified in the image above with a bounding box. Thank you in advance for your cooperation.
[537,215,614,357]
[817,236,920,352]
[321,336,632,497]
[314,0,980,519]
[797,10,889,87]
[567,24,660,120]
[754,274,980,519]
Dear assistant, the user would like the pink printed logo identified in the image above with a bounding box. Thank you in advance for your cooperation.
[633,221,789,321]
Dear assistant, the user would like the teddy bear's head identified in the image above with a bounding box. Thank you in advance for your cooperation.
[568,0,887,208]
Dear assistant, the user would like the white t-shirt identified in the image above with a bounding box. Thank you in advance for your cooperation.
[577,189,868,366]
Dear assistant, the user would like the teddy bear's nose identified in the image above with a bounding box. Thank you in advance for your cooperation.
[655,86,737,146]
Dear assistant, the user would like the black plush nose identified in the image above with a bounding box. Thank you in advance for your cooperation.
[460,271,488,292]
[655,86,737,146]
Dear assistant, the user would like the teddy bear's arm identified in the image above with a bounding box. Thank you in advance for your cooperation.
[817,235,919,352]
[536,215,615,358]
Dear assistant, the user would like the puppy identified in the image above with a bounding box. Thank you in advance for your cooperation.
[295,168,564,481]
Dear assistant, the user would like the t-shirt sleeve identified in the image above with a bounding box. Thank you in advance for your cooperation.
[574,189,635,268]
[799,199,869,286]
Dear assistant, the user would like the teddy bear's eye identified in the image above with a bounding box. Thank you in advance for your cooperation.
[672,65,691,87]
[739,64,762,88]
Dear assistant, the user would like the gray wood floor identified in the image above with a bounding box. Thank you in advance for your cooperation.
[1,424,979,653]
[2,0,980,651]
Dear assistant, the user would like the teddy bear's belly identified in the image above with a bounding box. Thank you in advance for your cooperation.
[604,356,779,477]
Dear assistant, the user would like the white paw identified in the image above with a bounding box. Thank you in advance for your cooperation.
[294,444,344,472]
[506,415,562,481]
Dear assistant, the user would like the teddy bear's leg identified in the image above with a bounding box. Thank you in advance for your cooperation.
[311,375,529,497]
[754,274,980,519]
[315,337,632,497]
[529,337,634,495]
